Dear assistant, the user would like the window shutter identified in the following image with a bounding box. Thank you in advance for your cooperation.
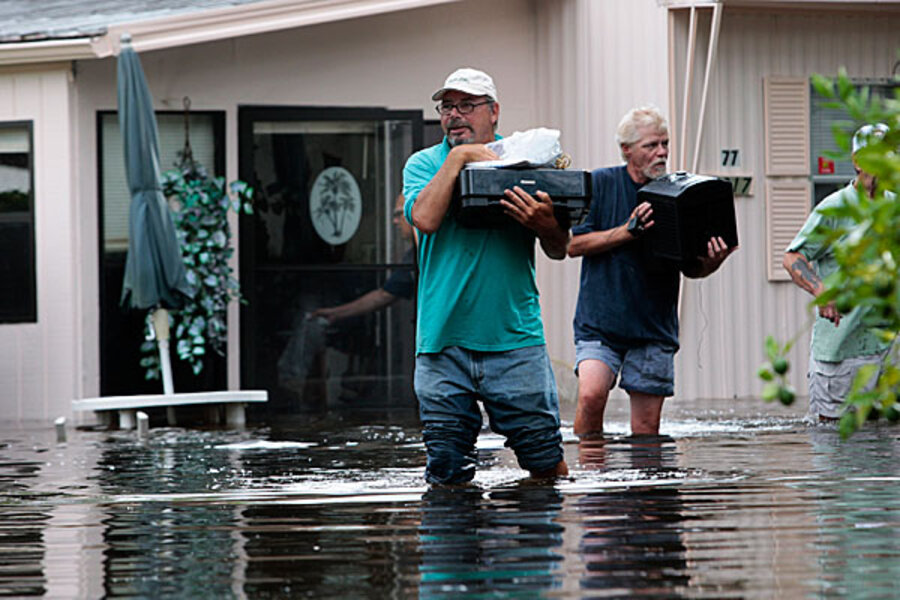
[764,77,809,176]
[765,180,810,281]
[763,77,811,281]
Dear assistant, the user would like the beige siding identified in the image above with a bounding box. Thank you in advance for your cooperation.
[670,7,900,402]
[0,65,78,420]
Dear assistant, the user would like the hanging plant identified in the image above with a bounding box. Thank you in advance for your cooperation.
[139,159,253,379]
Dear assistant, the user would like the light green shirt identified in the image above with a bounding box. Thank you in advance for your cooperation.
[787,183,891,362]
[402,137,545,354]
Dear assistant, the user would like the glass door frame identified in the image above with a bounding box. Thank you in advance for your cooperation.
[237,105,423,407]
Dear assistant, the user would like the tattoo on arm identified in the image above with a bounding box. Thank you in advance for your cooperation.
[790,257,821,292]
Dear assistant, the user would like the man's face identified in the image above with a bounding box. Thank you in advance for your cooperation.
[623,125,669,183]
[853,157,878,197]
[439,90,498,147]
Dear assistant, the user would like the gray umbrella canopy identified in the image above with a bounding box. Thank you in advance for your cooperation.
[118,37,191,310]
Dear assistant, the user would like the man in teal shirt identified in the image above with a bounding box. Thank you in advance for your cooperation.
[783,123,893,422]
[403,67,570,484]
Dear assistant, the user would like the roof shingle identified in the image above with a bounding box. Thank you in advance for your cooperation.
[0,0,270,43]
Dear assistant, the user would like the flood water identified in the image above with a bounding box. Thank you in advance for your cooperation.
[3,396,900,599]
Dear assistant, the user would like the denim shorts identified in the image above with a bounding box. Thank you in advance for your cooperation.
[414,345,564,485]
[574,339,676,397]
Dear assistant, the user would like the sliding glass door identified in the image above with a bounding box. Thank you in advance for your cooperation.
[239,107,422,415]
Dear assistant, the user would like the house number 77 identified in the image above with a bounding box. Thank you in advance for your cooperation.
[720,149,740,168]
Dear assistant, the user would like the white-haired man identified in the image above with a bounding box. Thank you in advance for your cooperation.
[783,123,893,423]
[403,67,570,484]
[568,106,735,438]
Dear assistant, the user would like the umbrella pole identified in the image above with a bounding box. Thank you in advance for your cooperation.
[152,308,175,396]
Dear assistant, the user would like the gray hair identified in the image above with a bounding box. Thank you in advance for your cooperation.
[616,106,668,160]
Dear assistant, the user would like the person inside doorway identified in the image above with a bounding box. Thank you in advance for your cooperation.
[277,193,416,397]
[310,194,416,324]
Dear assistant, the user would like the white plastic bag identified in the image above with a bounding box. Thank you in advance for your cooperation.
[469,127,562,168]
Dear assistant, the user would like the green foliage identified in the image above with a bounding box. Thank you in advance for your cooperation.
[140,161,253,379]
[759,335,796,406]
[761,68,900,438]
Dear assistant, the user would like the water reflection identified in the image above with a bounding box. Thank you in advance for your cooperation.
[92,434,243,598]
[807,427,900,598]
[0,443,48,597]
[6,399,900,598]
[419,485,564,598]
[576,436,689,597]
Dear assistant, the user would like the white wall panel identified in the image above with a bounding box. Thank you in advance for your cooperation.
[0,65,77,420]
[670,7,900,403]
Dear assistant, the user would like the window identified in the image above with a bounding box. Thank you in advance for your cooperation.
[98,111,227,396]
[99,112,223,252]
[810,78,899,205]
[763,76,899,282]
[0,122,36,323]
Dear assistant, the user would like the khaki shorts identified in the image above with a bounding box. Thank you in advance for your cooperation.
[808,349,891,420]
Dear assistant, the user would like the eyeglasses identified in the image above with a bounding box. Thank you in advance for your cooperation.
[435,99,493,116]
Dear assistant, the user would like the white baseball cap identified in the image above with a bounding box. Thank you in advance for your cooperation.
[851,122,889,154]
[432,67,498,102]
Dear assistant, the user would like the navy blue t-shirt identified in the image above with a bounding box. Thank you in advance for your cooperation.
[382,247,416,300]
[572,165,680,349]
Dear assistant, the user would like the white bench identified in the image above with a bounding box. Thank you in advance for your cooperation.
[72,390,268,429]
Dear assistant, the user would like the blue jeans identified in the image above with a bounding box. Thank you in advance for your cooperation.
[414,345,564,485]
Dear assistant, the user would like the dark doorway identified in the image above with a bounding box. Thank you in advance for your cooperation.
[238,106,422,416]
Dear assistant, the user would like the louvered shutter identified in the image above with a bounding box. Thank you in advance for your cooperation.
[763,77,811,281]
[765,180,810,281]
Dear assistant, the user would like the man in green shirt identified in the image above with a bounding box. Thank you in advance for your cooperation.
[783,123,892,422]
[403,67,570,484]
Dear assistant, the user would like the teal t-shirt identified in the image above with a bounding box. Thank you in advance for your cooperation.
[787,182,891,362]
[402,137,545,354]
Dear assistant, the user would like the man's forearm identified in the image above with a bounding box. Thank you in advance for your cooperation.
[410,155,464,233]
[783,251,823,296]
[412,144,497,233]
[539,226,570,260]
[333,289,397,321]
[567,225,633,258]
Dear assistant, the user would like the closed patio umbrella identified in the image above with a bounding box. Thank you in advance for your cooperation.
[118,33,192,395]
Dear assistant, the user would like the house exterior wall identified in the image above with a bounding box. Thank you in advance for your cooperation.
[70,0,547,408]
[9,0,896,422]
[0,64,81,420]
[669,6,900,402]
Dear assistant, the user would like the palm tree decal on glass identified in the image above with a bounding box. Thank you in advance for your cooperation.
[314,170,354,237]
[310,166,362,246]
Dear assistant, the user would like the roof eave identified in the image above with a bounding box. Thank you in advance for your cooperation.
[0,0,460,66]
[0,37,98,66]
